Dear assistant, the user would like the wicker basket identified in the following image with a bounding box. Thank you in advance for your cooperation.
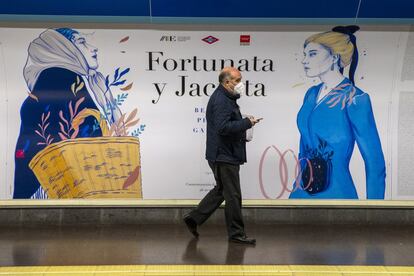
[29,136,142,199]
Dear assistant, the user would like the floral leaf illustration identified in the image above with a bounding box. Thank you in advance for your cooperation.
[69,100,74,118]
[45,111,50,121]
[328,96,342,108]
[28,92,39,102]
[114,67,120,81]
[75,82,85,94]
[113,80,126,86]
[108,123,116,136]
[328,92,340,96]
[341,97,347,109]
[125,108,138,124]
[119,68,130,78]
[333,83,350,92]
[58,133,67,141]
[74,97,85,115]
[105,75,109,88]
[71,128,79,139]
[110,113,127,136]
[35,111,54,146]
[125,119,139,128]
[71,82,76,95]
[120,82,133,91]
[326,95,340,104]
[113,93,128,106]
[347,87,356,106]
[119,36,129,43]
[131,124,146,137]
[34,130,43,137]
[59,110,69,126]
[59,122,67,135]
[292,82,305,88]
[122,166,140,189]
[118,113,127,126]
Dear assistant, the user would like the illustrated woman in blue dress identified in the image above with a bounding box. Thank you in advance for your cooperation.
[289,26,386,199]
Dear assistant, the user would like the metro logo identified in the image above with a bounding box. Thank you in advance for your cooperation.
[202,36,219,44]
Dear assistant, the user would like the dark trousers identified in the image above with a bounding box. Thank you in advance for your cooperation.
[189,161,245,238]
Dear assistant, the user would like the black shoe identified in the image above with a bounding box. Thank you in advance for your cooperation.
[183,214,199,238]
[229,235,256,245]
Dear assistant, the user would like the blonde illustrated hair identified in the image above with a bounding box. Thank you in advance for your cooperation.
[304,26,360,84]
[304,31,354,69]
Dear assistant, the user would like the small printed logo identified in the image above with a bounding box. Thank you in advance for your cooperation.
[160,35,176,42]
[240,35,250,46]
[177,36,191,42]
[202,36,219,44]
[160,35,191,42]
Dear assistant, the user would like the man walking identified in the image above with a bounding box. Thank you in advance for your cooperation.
[184,67,261,245]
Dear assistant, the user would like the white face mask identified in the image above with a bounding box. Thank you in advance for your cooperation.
[234,82,245,95]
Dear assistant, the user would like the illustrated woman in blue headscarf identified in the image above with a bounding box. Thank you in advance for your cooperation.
[14,28,121,199]
[289,26,386,199]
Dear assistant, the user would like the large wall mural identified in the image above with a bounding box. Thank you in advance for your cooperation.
[13,28,142,199]
[289,26,386,199]
[0,26,411,201]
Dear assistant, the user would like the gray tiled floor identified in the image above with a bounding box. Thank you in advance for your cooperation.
[1,224,413,266]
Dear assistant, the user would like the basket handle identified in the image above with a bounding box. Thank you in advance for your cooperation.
[72,108,110,136]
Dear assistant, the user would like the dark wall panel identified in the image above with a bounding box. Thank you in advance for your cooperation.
[151,0,359,18]
[0,0,413,20]
[359,0,414,18]
[0,0,150,16]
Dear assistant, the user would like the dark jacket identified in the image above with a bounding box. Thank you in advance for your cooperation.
[205,84,252,164]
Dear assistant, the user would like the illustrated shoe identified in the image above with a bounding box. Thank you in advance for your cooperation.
[229,235,256,245]
[183,214,199,238]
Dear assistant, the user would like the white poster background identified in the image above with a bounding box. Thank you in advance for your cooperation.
[0,27,409,200]
[0,42,8,198]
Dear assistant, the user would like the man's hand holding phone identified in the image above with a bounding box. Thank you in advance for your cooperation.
[248,116,263,126]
